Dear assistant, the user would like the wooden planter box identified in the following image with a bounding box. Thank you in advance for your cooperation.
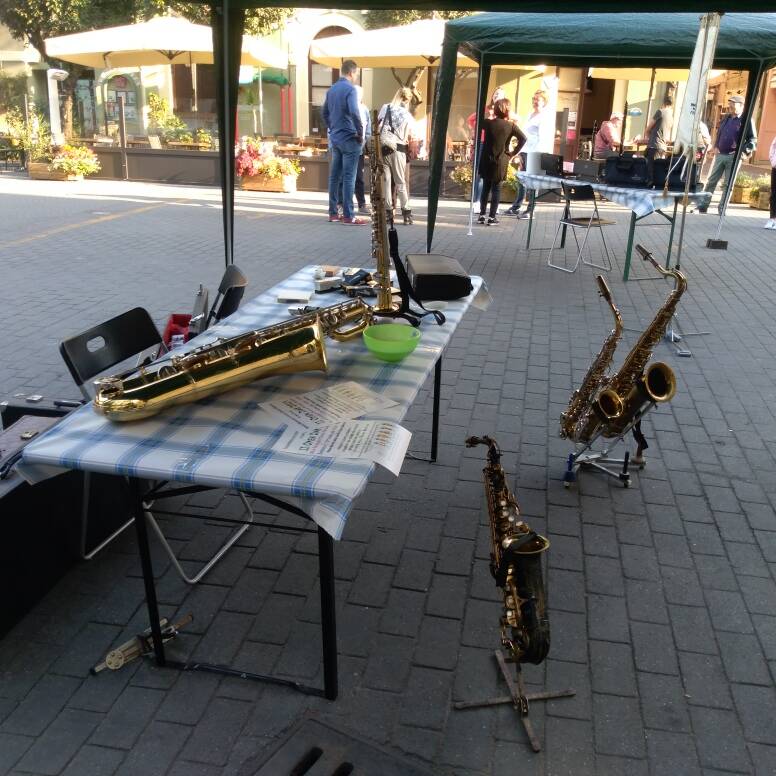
[27,162,84,181]
[749,191,771,210]
[731,184,751,204]
[240,173,297,193]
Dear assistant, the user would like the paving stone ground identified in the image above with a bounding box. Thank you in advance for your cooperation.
[1,171,775,775]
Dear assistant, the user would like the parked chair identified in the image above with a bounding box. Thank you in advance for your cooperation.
[59,307,253,582]
[547,182,615,274]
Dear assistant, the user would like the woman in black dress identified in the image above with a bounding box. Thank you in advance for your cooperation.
[478,98,525,225]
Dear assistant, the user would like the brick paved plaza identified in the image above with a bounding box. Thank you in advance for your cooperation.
[1,172,775,775]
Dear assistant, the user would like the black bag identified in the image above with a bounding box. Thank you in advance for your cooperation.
[603,155,649,187]
[405,254,473,301]
[651,157,699,192]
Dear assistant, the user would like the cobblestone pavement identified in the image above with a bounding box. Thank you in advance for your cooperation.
[1,172,776,775]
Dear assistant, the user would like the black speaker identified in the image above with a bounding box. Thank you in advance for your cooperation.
[651,157,699,192]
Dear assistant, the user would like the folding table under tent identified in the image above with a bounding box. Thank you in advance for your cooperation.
[195,2,776,268]
[425,11,776,254]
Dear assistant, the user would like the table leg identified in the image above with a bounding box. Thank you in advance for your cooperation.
[131,478,166,666]
[623,212,637,282]
[666,201,678,269]
[431,357,442,463]
[525,190,535,250]
[318,527,338,700]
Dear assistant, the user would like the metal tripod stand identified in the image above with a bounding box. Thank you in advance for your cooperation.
[564,406,654,488]
[454,649,575,752]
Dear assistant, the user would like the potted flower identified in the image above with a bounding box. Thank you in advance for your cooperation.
[748,175,771,210]
[48,144,101,181]
[450,163,472,198]
[236,138,302,192]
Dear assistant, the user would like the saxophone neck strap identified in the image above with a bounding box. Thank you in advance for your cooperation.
[388,227,445,327]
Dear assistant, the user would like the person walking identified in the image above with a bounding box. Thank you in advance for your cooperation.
[645,96,674,184]
[696,94,757,214]
[503,89,553,218]
[322,59,367,225]
[378,87,416,225]
[764,136,776,229]
[476,98,526,226]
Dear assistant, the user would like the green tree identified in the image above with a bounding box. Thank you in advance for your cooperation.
[364,10,469,30]
[136,2,292,37]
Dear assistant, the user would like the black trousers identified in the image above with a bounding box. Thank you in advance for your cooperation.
[771,168,776,219]
[479,178,501,218]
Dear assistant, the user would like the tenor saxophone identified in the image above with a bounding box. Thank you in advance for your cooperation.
[466,435,550,665]
[94,299,373,422]
[560,275,622,442]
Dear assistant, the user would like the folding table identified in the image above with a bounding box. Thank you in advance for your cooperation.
[18,266,484,700]
[517,172,712,281]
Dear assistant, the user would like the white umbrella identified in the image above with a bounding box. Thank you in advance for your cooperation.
[45,15,286,69]
[310,19,478,68]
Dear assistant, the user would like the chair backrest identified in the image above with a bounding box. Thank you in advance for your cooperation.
[206,265,248,327]
[562,182,596,202]
[59,307,162,394]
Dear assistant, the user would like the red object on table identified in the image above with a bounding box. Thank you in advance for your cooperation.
[161,314,193,347]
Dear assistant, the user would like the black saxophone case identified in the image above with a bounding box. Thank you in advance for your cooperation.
[651,157,699,192]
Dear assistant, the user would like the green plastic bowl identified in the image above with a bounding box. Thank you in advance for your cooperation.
[362,323,421,362]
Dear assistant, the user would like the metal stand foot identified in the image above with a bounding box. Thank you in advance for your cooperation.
[454,650,574,753]
[663,313,709,358]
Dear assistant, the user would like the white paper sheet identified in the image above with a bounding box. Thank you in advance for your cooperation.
[259,381,397,430]
[275,420,411,476]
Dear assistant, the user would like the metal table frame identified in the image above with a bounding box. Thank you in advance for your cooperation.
[128,357,444,702]
[522,182,700,282]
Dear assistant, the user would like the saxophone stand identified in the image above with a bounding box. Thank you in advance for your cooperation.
[662,313,709,358]
[454,649,575,753]
[564,415,652,488]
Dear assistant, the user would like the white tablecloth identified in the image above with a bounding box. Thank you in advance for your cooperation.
[19,267,483,539]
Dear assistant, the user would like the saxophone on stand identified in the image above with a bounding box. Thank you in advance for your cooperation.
[561,244,687,486]
[454,435,573,753]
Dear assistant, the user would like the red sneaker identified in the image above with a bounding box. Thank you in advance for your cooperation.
[328,214,342,222]
[341,216,369,225]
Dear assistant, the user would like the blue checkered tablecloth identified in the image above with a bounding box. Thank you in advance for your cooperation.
[518,173,712,219]
[18,268,483,540]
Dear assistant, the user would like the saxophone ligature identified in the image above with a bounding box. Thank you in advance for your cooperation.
[94,298,373,422]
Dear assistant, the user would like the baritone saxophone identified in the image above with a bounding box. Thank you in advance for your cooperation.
[466,435,550,665]
[94,298,373,422]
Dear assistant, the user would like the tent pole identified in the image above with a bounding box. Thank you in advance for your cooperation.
[427,35,460,253]
[468,62,491,236]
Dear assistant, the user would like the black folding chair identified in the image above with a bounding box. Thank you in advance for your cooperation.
[204,264,248,329]
[547,183,615,274]
[60,307,254,581]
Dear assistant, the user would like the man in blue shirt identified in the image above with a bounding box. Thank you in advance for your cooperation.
[322,60,367,225]
[698,94,757,214]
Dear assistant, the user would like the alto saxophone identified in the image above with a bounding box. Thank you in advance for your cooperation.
[94,298,373,422]
[587,246,686,440]
[560,275,622,442]
[466,435,550,665]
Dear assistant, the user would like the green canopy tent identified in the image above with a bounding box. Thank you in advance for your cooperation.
[427,12,776,252]
[201,2,776,267]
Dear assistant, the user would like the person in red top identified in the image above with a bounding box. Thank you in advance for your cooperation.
[594,112,623,158]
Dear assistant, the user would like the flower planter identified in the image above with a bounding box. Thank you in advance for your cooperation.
[749,191,771,210]
[27,162,83,181]
[240,173,297,193]
[731,184,751,204]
